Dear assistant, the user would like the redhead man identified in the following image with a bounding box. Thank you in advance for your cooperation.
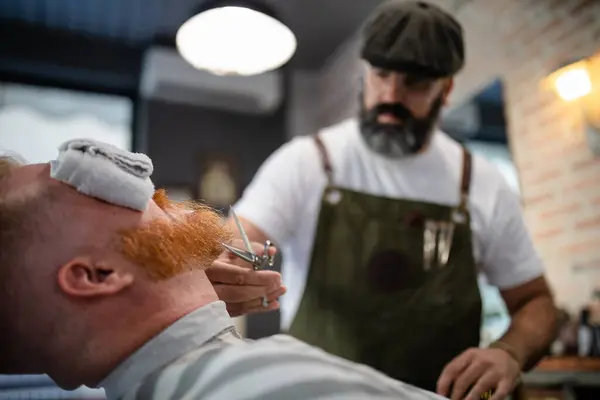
[0,142,447,400]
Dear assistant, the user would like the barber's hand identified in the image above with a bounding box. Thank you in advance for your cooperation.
[206,239,286,317]
[436,348,520,400]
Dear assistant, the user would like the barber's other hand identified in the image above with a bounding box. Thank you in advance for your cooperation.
[206,239,286,317]
[436,347,520,400]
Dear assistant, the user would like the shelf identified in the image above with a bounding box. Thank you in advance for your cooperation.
[535,357,600,372]
[522,357,600,387]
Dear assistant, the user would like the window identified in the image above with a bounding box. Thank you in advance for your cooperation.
[0,82,132,162]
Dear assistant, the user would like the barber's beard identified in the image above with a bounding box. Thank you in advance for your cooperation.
[359,95,444,158]
[119,190,232,281]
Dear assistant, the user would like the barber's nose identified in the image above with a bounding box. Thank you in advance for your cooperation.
[381,77,403,103]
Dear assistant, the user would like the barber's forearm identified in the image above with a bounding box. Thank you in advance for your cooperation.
[497,295,558,371]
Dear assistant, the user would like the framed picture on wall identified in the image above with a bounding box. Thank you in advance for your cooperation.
[196,153,240,210]
[162,185,195,202]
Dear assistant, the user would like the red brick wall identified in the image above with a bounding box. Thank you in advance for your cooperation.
[318,0,600,312]
[465,0,600,312]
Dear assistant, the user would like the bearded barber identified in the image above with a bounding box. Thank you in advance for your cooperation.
[207,1,558,399]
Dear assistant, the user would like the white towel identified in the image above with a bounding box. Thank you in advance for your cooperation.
[49,139,155,211]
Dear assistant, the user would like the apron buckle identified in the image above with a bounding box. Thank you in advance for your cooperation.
[325,188,343,205]
[451,208,467,224]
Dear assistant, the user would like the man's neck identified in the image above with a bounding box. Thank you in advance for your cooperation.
[68,276,220,388]
[100,299,235,400]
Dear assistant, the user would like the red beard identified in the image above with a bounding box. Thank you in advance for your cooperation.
[119,189,232,280]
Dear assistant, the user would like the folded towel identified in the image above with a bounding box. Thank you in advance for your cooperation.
[49,139,155,211]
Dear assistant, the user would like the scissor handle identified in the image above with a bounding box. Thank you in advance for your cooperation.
[253,240,275,270]
[264,240,275,266]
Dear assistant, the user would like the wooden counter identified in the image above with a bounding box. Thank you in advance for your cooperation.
[535,357,600,372]
[522,357,600,387]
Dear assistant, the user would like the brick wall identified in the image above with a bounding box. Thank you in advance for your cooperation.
[315,0,600,313]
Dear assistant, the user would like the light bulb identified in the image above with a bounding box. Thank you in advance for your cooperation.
[553,67,592,102]
[176,6,297,76]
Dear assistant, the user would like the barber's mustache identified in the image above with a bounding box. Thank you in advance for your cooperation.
[370,103,414,122]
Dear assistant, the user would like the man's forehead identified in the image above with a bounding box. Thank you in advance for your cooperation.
[27,163,50,175]
[9,163,156,232]
[367,65,441,80]
[7,163,49,181]
[0,163,49,196]
[6,161,167,222]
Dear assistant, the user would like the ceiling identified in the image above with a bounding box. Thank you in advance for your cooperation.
[0,0,506,143]
[0,0,386,69]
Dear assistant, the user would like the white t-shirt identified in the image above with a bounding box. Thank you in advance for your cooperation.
[235,118,544,330]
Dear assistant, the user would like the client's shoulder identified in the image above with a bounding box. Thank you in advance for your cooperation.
[209,334,444,399]
[146,334,445,399]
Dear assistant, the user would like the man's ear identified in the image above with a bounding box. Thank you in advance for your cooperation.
[441,78,454,105]
[57,256,134,298]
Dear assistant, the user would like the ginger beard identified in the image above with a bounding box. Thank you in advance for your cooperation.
[119,189,232,280]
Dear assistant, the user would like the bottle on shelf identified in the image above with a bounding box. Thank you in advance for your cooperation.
[578,307,593,357]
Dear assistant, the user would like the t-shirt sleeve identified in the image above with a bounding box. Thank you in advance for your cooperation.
[234,137,323,246]
[480,184,545,289]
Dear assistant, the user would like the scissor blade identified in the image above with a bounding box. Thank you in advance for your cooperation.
[222,242,255,264]
[230,206,253,255]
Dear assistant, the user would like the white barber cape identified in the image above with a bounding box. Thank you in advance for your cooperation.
[100,301,447,400]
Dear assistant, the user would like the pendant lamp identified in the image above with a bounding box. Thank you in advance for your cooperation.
[176,0,297,76]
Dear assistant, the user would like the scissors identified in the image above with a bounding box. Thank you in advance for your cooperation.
[222,207,276,271]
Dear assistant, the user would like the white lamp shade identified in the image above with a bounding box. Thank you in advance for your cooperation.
[176,6,297,76]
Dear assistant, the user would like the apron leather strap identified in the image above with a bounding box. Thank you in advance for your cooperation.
[459,147,472,212]
[313,134,333,185]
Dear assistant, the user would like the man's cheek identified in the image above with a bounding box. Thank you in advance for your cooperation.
[152,189,171,210]
[119,211,229,281]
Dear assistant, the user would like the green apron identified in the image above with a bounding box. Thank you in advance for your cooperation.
[288,134,482,392]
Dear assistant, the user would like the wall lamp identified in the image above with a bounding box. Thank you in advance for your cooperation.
[176,0,297,77]
[546,57,599,156]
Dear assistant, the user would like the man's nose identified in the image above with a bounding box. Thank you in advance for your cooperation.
[381,77,404,103]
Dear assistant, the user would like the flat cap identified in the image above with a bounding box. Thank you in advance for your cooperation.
[361,1,465,78]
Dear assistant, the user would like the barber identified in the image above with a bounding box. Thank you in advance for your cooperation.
[207,1,558,399]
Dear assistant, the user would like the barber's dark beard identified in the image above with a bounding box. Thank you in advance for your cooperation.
[359,95,444,157]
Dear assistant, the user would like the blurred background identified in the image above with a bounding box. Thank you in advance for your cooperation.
[0,0,599,398]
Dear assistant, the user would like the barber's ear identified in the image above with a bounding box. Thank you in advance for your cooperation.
[442,78,454,105]
[57,257,134,297]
